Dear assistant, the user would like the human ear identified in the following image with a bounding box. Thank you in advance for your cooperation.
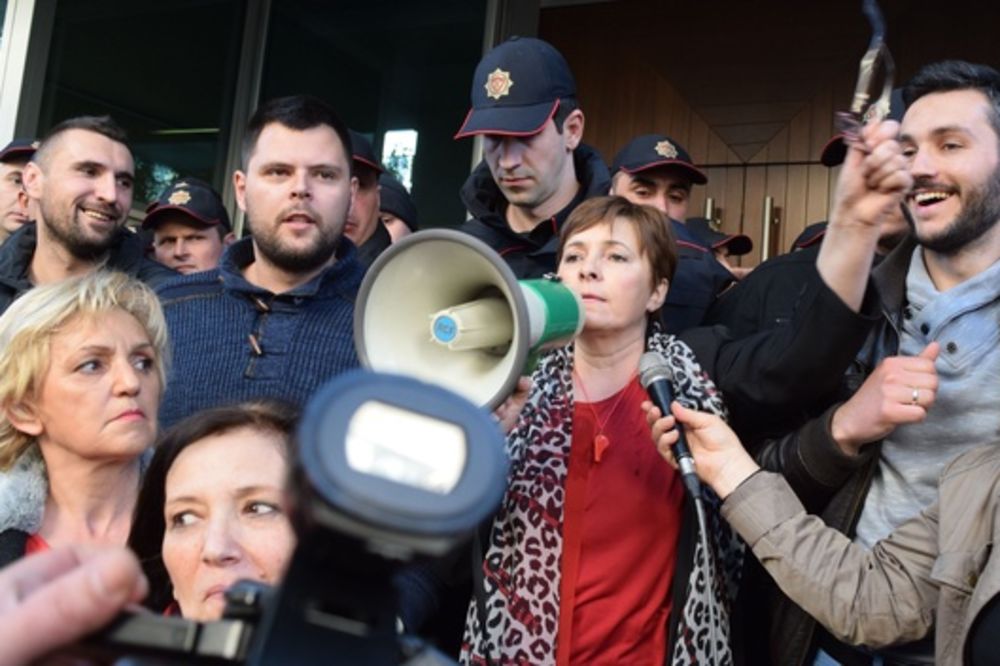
[647,278,669,312]
[4,401,43,437]
[562,109,585,151]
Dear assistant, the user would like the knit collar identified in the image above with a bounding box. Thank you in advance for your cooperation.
[218,236,363,299]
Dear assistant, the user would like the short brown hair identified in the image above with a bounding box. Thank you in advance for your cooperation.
[558,195,678,289]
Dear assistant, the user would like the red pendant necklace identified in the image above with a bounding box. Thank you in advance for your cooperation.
[573,368,635,463]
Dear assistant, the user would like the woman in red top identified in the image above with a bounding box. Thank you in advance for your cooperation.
[461,196,742,666]
[0,271,167,567]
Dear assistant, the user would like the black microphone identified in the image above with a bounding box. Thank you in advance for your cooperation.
[639,351,702,500]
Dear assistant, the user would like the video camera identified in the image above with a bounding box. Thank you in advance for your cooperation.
[47,371,509,665]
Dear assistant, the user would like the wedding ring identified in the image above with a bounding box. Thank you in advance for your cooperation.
[910,387,919,405]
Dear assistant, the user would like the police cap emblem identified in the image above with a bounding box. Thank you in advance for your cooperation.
[485,68,514,100]
[168,190,192,206]
[654,140,678,159]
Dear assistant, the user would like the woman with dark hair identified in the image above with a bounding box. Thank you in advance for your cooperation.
[461,196,742,666]
[128,400,298,619]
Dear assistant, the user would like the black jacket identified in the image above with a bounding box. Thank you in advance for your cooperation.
[0,530,27,568]
[664,221,735,334]
[458,144,610,279]
[752,235,919,666]
[0,224,176,314]
[356,219,393,269]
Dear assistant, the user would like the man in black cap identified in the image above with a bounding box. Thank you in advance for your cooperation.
[686,216,754,280]
[609,133,736,332]
[345,130,391,267]
[0,116,174,314]
[0,139,38,244]
[379,172,418,243]
[454,36,609,278]
[142,177,234,274]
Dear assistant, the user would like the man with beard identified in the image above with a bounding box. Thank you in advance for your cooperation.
[752,60,1000,666]
[0,117,173,313]
[157,95,363,428]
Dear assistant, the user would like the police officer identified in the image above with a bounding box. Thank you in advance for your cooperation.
[454,36,610,278]
[609,134,735,332]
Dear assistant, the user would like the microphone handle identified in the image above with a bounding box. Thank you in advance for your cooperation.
[646,379,703,501]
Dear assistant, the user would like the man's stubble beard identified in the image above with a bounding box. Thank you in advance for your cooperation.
[246,208,345,274]
[39,198,119,261]
[916,163,1000,256]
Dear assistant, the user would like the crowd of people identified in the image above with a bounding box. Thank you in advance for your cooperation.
[0,32,997,666]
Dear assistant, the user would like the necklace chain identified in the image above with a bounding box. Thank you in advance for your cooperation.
[573,369,635,463]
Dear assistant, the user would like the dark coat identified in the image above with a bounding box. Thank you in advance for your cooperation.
[663,220,736,334]
[751,235,922,666]
[355,219,393,269]
[458,144,610,279]
[0,224,176,315]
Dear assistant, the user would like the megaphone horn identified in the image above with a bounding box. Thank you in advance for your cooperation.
[354,229,584,409]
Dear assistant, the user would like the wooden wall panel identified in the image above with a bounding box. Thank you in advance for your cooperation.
[546,26,742,170]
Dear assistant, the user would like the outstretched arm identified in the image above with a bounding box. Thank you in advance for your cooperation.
[646,402,940,647]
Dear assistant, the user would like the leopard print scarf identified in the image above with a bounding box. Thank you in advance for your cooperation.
[461,333,744,665]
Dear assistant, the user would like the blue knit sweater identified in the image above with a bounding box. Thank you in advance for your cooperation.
[157,237,363,429]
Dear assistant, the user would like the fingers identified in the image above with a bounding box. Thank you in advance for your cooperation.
[669,400,716,429]
[849,120,911,197]
[0,547,147,665]
[918,341,941,361]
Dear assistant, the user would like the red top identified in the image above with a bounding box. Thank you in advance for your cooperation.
[557,378,684,666]
[25,533,50,555]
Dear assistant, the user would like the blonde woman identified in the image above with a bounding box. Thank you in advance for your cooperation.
[0,271,168,566]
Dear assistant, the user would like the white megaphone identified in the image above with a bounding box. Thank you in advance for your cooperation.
[354,229,584,409]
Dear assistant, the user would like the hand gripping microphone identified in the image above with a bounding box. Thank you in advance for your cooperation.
[639,351,702,501]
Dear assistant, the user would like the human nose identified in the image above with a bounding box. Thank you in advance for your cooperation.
[94,172,118,203]
[909,146,936,180]
[290,169,311,200]
[649,193,670,215]
[173,238,189,258]
[496,138,523,171]
[201,515,242,566]
[111,356,141,396]
[578,254,600,281]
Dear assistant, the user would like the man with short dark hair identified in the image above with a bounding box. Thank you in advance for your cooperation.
[157,95,363,428]
[0,139,38,245]
[0,116,174,314]
[758,60,1000,666]
[344,130,391,267]
[142,178,234,274]
[454,36,609,278]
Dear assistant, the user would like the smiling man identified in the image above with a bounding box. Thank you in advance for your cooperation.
[753,60,1000,666]
[0,117,175,315]
[454,37,609,278]
[157,95,364,428]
